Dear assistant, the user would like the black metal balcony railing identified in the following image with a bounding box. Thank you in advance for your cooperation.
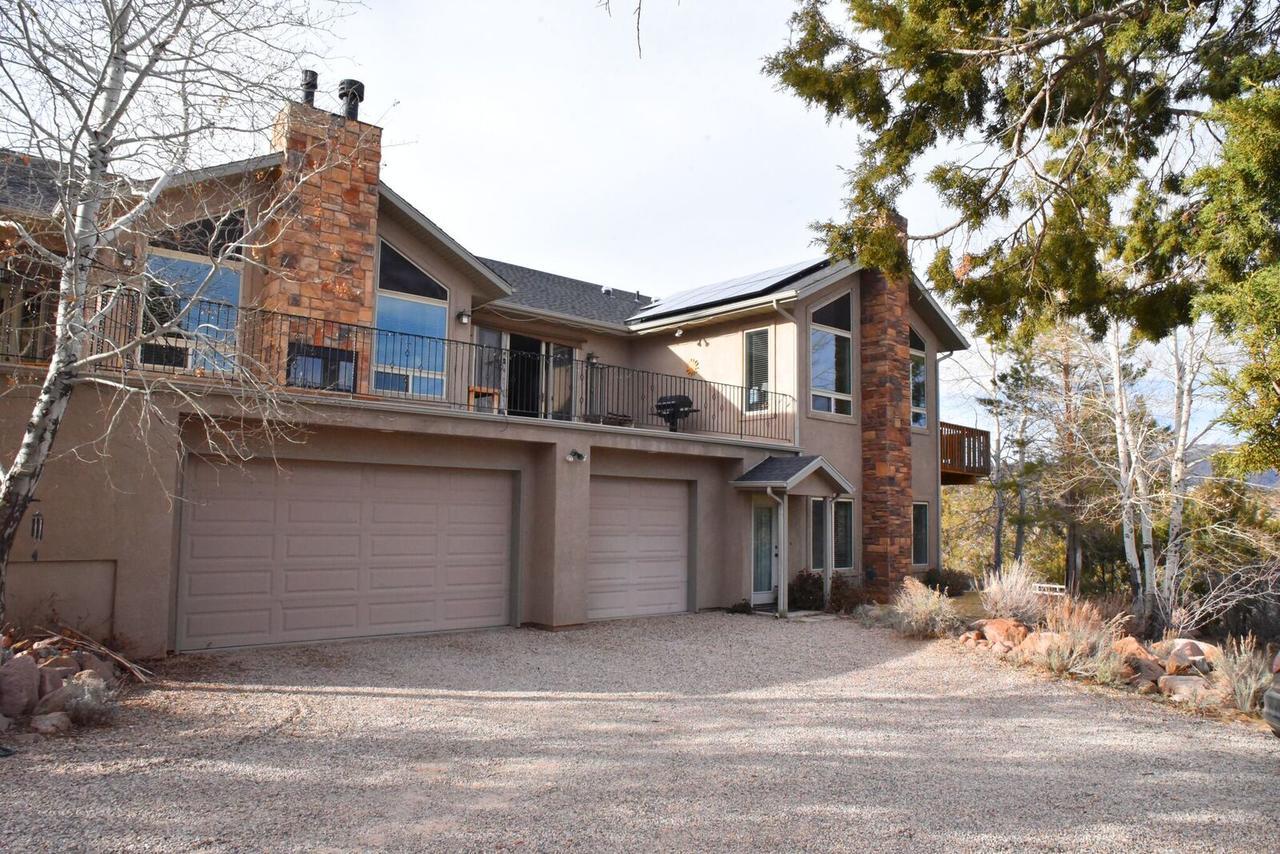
[54,297,795,443]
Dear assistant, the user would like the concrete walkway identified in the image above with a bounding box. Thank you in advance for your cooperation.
[6,613,1276,852]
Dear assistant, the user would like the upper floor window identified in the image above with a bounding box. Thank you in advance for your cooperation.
[374,242,448,398]
[141,244,241,372]
[810,293,852,416]
[909,327,927,428]
[744,327,769,412]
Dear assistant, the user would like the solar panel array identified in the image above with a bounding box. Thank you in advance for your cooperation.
[628,257,830,322]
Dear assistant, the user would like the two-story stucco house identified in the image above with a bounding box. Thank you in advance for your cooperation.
[0,77,989,656]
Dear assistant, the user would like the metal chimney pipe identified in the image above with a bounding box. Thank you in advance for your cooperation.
[300,69,318,106]
[337,79,365,120]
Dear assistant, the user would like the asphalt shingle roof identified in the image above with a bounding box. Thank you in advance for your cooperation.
[480,258,654,327]
[0,150,66,216]
[733,455,821,485]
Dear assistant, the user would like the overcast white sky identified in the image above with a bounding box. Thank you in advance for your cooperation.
[329,0,951,295]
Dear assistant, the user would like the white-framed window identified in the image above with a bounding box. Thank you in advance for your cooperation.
[744,326,770,412]
[912,501,929,566]
[910,327,928,429]
[140,244,242,373]
[810,497,855,570]
[374,241,449,398]
[810,292,853,416]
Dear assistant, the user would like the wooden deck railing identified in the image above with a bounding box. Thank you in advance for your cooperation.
[940,422,990,479]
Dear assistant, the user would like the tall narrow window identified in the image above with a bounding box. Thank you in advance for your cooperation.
[910,327,927,428]
[810,498,827,570]
[810,498,855,570]
[810,293,853,415]
[141,249,241,372]
[912,502,929,566]
[834,500,854,569]
[374,242,448,398]
[744,327,769,412]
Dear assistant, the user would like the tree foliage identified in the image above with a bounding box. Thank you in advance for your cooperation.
[765,0,1280,342]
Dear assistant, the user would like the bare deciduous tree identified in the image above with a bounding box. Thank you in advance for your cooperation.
[0,0,341,622]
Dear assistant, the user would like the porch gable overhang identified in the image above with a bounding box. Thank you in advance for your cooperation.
[731,454,855,497]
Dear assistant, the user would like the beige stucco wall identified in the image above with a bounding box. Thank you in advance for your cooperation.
[908,304,942,571]
[0,378,777,656]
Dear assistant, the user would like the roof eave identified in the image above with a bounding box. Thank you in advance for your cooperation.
[479,300,632,334]
[378,183,513,299]
[910,272,969,352]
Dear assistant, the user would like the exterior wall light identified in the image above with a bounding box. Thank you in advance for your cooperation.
[565,449,586,463]
[456,310,472,325]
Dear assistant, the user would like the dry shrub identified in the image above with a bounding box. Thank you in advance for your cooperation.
[1214,634,1273,714]
[980,559,1046,625]
[64,677,118,726]
[893,577,962,639]
[1027,598,1129,679]
[827,573,867,614]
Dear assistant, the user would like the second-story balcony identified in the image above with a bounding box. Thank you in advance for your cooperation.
[58,298,797,444]
[940,422,991,484]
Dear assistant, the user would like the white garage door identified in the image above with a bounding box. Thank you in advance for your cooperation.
[587,476,689,620]
[177,458,513,650]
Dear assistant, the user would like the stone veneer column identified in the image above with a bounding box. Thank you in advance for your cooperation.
[860,265,913,600]
[261,100,381,328]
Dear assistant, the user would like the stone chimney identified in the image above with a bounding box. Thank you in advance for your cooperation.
[261,76,381,327]
[860,211,913,599]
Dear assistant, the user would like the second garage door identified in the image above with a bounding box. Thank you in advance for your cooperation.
[586,476,689,620]
[177,458,513,650]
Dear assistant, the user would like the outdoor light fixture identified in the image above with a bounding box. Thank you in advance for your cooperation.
[565,449,586,463]
[456,310,472,325]
[674,328,684,338]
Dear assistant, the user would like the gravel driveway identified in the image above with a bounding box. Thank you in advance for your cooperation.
[6,613,1276,852]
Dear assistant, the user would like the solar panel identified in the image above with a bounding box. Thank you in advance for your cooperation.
[629,257,829,322]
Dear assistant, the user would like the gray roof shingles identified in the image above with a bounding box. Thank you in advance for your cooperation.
[480,258,655,327]
[732,455,821,485]
[0,150,66,216]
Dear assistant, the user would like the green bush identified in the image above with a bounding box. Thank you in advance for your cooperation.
[789,569,825,611]
[926,566,973,598]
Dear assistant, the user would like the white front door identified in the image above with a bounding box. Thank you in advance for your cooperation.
[751,500,777,605]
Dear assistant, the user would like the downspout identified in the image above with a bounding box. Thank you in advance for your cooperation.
[935,350,955,574]
[766,486,787,617]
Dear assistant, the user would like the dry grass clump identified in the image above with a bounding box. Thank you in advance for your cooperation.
[1214,634,1272,714]
[980,559,1046,625]
[1026,598,1129,680]
[893,577,962,639]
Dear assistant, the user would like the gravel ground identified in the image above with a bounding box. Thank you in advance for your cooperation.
[5,613,1277,853]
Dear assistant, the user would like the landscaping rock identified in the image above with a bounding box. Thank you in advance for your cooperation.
[1166,645,1209,676]
[1158,674,1208,703]
[73,651,116,683]
[1132,657,1166,683]
[30,711,71,735]
[992,641,1014,658]
[0,653,40,718]
[32,684,71,717]
[1112,636,1159,664]
[980,618,1030,647]
[37,667,65,698]
[1134,679,1160,695]
[1017,631,1062,658]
